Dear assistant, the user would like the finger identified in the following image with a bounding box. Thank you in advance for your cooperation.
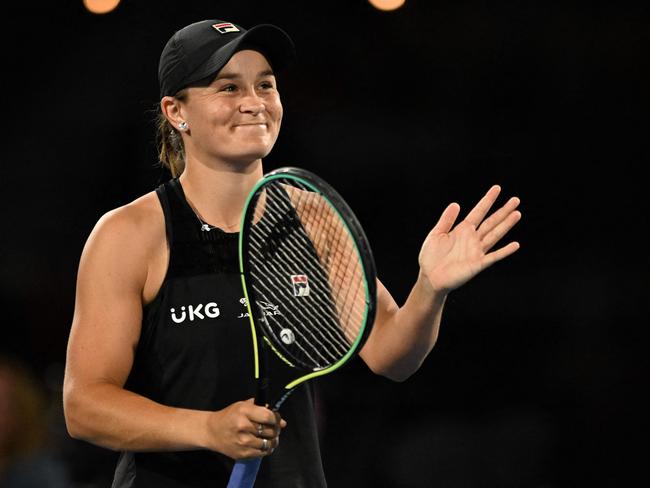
[253,423,283,439]
[482,241,520,269]
[250,420,269,438]
[258,435,280,455]
[273,410,287,431]
[481,210,521,252]
[431,202,461,235]
[272,435,279,451]
[259,437,271,454]
[250,407,284,437]
[463,185,501,228]
[250,406,278,426]
[477,196,520,239]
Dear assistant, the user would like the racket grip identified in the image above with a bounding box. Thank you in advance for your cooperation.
[226,457,262,488]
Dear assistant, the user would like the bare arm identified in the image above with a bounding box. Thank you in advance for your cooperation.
[63,198,283,457]
[360,185,521,381]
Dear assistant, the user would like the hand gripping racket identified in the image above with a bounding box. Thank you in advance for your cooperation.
[226,167,377,488]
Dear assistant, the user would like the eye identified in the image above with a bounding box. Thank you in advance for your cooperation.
[259,80,276,90]
[220,84,237,92]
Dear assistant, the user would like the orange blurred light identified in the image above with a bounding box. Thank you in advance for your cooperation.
[83,0,121,14]
[368,0,405,11]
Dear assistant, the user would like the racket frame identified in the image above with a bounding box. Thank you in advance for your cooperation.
[238,166,377,407]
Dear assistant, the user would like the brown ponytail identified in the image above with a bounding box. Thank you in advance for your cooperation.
[156,89,189,178]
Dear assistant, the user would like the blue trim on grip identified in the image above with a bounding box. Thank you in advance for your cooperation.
[227,457,262,488]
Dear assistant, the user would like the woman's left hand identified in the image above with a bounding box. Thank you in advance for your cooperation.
[418,185,521,294]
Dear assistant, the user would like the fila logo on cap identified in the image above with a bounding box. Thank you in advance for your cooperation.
[212,22,240,34]
[291,274,310,297]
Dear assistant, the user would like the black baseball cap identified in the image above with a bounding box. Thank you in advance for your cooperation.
[158,19,296,98]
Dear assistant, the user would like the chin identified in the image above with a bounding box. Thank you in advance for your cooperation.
[227,149,273,168]
[235,143,275,162]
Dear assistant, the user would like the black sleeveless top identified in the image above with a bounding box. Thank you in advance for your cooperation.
[111,179,327,488]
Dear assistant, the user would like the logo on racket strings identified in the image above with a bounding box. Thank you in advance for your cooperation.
[280,328,296,345]
[291,275,310,297]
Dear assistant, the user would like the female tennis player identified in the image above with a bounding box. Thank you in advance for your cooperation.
[62,19,521,488]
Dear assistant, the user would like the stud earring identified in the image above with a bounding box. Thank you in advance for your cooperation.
[179,121,188,131]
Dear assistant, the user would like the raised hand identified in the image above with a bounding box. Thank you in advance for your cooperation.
[418,185,521,294]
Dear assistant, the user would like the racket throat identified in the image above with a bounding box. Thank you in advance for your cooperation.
[274,388,296,410]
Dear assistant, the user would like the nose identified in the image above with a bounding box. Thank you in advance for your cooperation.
[239,90,265,115]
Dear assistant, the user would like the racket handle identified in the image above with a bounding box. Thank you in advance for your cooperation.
[226,457,262,488]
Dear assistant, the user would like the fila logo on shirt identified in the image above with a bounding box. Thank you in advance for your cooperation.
[170,303,220,324]
[211,22,240,34]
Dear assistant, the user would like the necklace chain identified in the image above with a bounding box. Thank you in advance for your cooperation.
[185,196,238,232]
[191,208,239,233]
[185,200,216,232]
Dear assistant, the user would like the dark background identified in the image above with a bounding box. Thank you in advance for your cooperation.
[2,1,648,486]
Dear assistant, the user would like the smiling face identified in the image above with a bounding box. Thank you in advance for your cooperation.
[167,49,283,168]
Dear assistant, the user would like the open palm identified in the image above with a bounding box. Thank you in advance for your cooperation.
[418,185,521,293]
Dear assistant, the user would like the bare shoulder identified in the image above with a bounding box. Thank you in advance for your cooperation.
[90,191,164,251]
[79,191,165,288]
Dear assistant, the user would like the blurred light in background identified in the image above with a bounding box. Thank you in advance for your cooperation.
[83,0,121,15]
[368,0,405,11]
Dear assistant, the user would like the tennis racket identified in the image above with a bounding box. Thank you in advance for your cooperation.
[226,166,377,488]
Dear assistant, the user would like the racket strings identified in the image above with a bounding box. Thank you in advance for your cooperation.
[251,197,345,367]
[246,180,368,370]
[312,200,367,341]
[294,189,367,344]
[266,182,365,332]
[249,187,352,365]
[252,188,345,324]
[279,182,367,334]
[248,228,348,359]
[250,267,347,366]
